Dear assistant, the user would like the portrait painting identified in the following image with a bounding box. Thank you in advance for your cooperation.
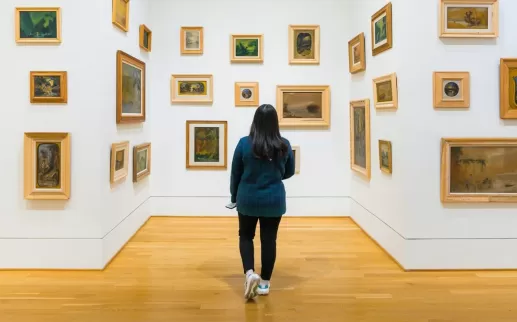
[288,25,320,64]
[230,34,263,63]
[30,71,67,104]
[499,58,517,119]
[348,33,366,74]
[181,27,203,54]
[15,7,61,43]
[350,99,371,179]
[372,73,398,109]
[186,121,227,170]
[111,141,129,184]
[133,143,151,182]
[235,82,259,107]
[371,3,392,56]
[171,74,213,104]
[440,0,498,38]
[117,50,146,123]
[292,146,301,174]
[433,72,470,108]
[276,85,330,128]
[379,140,392,174]
[139,25,152,52]
[112,0,129,32]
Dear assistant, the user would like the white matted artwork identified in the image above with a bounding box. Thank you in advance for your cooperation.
[110,141,130,184]
[292,146,300,174]
[171,74,213,104]
[186,121,228,170]
[439,0,499,38]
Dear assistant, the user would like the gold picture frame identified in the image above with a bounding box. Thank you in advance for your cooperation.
[276,85,330,128]
[350,99,371,180]
[433,72,470,108]
[180,27,204,55]
[439,0,499,38]
[110,141,130,184]
[292,146,301,174]
[348,33,366,74]
[234,82,259,107]
[24,132,70,200]
[500,58,517,119]
[288,25,320,65]
[186,121,228,170]
[133,142,151,182]
[116,50,146,124]
[112,0,129,32]
[372,73,398,109]
[379,140,392,174]
[30,71,67,104]
[371,3,392,56]
[171,74,213,104]
[230,34,264,63]
[139,24,152,52]
[15,7,62,44]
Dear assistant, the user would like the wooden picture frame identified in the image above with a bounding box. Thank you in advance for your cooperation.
[379,140,393,174]
[500,58,517,119]
[24,132,70,200]
[15,7,61,44]
[288,25,320,65]
[116,50,146,124]
[110,141,130,184]
[292,146,301,174]
[372,73,398,109]
[433,72,470,108]
[371,3,393,56]
[30,71,67,104]
[230,34,264,63]
[112,0,129,32]
[133,142,151,182]
[276,85,330,128]
[439,0,499,38]
[186,121,228,170]
[180,27,204,55]
[139,24,152,52]
[171,74,213,104]
[350,99,371,180]
[348,33,366,74]
[234,82,259,107]
[441,138,517,203]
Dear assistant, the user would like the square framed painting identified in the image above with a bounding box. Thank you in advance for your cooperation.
[186,121,228,170]
[379,140,392,174]
[112,0,129,32]
[30,71,67,104]
[15,7,61,44]
[500,58,517,119]
[116,50,146,124]
[348,32,366,74]
[230,34,264,63]
[433,72,470,108]
[372,73,398,109]
[441,138,517,203]
[235,82,259,107]
[139,24,152,52]
[133,142,151,182]
[350,99,371,180]
[276,85,330,128]
[439,0,498,38]
[24,132,70,200]
[371,3,392,56]
[288,25,320,65]
[171,74,213,104]
[110,141,129,184]
[292,146,301,174]
[180,26,203,55]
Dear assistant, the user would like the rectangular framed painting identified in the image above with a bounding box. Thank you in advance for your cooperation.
[186,121,228,170]
[372,73,398,109]
[292,146,301,174]
[139,24,152,52]
[350,99,371,180]
[171,74,213,104]
[15,7,61,44]
[30,71,67,104]
[180,26,203,55]
[24,132,70,200]
[433,72,470,108]
[371,3,392,56]
[110,141,129,184]
[288,25,320,65]
[116,50,146,124]
[441,138,517,203]
[348,33,366,74]
[112,0,129,32]
[133,142,151,182]
[500,58,517,119]
[379,140,392,174]
[439,0,498,38]
[276,85,330,128]
[235,82,259,107]
[230,34,264,63]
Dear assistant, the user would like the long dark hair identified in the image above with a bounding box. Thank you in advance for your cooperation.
[249,104,288,160]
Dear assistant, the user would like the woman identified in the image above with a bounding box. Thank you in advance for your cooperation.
[230,104,295,300]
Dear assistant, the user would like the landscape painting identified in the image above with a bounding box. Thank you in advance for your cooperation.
[186,31,200,49]
[112,0,129,32]
[376,80,393,103]
[283,92,323,119]
[179,81,207,95]
[117,51,146,123]
[36,142,61,189]
[289,25,320,64]
[110,141,129,184]
[294,30,314,59]
[16,8,61,43]
[500,59,517,118]
[433,72,470,108]
[374,14,387,46]
[181,27,203,54]
[276,85,330,127]
[348,33,366,74]
[350,99,371,179]
[133,143,151,182]
[194,127,220,163]
[235,82,259,107]
[136,149,148,174]
[440,1,498,37]
[379,140,392,174]
[446,7,489,29]
[30,71,67,103]
[373,73,398,109]
[139,25,152,52]
[186,121,227,169]
[231,35,263,63]
[171,74,213,103]
[353,106,367,169]
[371,3,392,55]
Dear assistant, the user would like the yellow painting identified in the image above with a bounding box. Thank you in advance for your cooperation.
[112,0,129,32]
[447,7,489,29]
[178,81,208,96]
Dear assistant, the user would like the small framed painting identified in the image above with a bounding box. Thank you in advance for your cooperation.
[372,73,398,109]
[24,132,70,200]
[133,143,151,182]
[276,85,330,128]
[441,138,517,203]
[112,0,129,32]
[15,7,61,44]
[348,33,366,74]
[110,141,130,184]
[116,50,146,124]
[139,25,152,52]
[292,146,301,174]
[350,99,371,180]
[379,140,392,174]
[30,71,67,104]
[181,26,203,55]
[439,0,498,38]
[371,3,392,56]
[288,25,320,65]
[171,74,213,104]
[230,34,264,63]
[186,121,228,170]
[433,72,470,108]
[234,82,259,107]
[499,58,517,119]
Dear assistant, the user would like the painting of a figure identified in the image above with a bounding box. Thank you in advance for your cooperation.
[235,38,259,57]
[353,106,366,168]
[374,14,387,45]
[115,150,125,171]
[19,10,58,40]
[376,80,393,103]
[294,30,314,59]
[194,127,220,162]
[36,142,61,189]
[447,7,489,29]
[283,92,323,119]
[121,62,142,114]
[33,76,61,98]
[179,81,207,95]
[136,149,148,174]
[186,31,200,49]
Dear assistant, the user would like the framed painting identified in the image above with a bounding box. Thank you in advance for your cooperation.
[500,58,517,119]
[439,0,498,38]
[15,7,61,44]
[350,99,371,180]
[180,26,203,55]
[372,73,398,109]
[186,121,228,170]
[441,138,517,203]
[371,3,392,56]
[292,146,301,174]
[231,34,264,63]
[112,0,129,32]
[288,25,320,65]
[348,33,366,74]
[110,141,129,184]
[116,50,146,124]
[433,72,470,108]
[171,74,213,104]
[139,25,152,52]
[133,142,151,182]
[276,85,330,128]
[30,71,67,104]
[379,140,392,174]
[24,132,70,200]
[235,82,259,107]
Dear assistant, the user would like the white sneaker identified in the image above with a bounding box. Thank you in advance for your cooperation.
[257,281,270,295]
[244,272,260,299]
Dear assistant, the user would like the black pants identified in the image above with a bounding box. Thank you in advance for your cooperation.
[238,213,282,281]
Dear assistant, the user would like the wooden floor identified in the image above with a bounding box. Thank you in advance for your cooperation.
[0,218,516,322]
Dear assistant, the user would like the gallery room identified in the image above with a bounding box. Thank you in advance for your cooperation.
[3,0,517,320]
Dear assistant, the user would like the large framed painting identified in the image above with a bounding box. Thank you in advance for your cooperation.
[379,140,392,174]
[433,71,470,108]
[112,0,129,32]
[439,0,498,38]
[292,146,301,174]
[500,58,517,119]
[110,141,129,184]
[441,138,517,203]
[116,50,146,124]
[372,73,398,109]
[231,34,264,63]
[30,71,67,104]
[133,143,151,182]
[180,26,203,55]
[186,121,228,170]
[276,85,330,128]
[24,132,70,200]
[171,74,213,104]
[15,7,61,44]
[371,3,392,56]
[235,82,259,107]
[288,25,320,65]
[348,33,366,74]
[350,99,371,180]
[139,25,152,52]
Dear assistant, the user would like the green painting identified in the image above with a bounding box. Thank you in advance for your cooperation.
[294,30,314,59]
[194,127,220,162]
[143,31,150,49]
[136,149,148,173]
[353,107,366,168]
[375,15,387,45]
[34,76,61,98]
[121,62,142,114]
[235,38,259,57]
[36,142,61,189]
[19,10,58,39]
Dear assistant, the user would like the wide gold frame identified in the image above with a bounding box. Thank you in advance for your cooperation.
[180,27,204,55]
[110,141,130,184]
[230,34,264,63]
[116,50,146,124]
[139,24,152,52]
[15,7,62,44]
[186,121,228,170]
[372,73,398,110]
[276,85,330,128]
[439,0,499,38]
[292,146,301,174]
[348,33,366,74]
[24,132,70,200]
[350,99,371,180]
[288,25,320,65]
[433,71,470,108]
[234,82,259,107]
[500,58,517,119]
[171,74,213,104]
[133,142,151,182]
[112,0,129,32]
[371,3,392,56]
[30,71,68,104]
[378,140,392,174]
